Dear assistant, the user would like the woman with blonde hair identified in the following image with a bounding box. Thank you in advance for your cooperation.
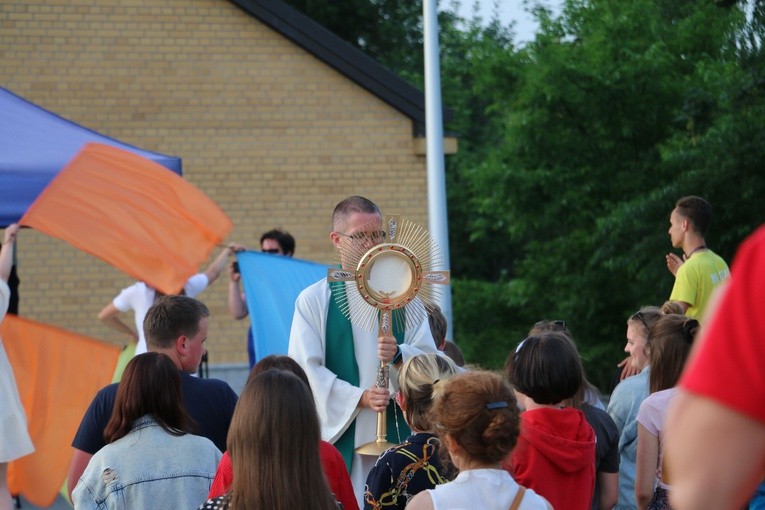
[407,371,551,510]
[364,353,460,509]
[607,306,663,510]
[199,369,339,510]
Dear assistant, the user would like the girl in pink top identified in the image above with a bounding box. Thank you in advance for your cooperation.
[635,315,699,509]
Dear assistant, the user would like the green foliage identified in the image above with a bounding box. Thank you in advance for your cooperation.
[450,277,522,370]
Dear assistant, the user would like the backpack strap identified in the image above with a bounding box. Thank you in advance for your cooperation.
[508,486,526,510]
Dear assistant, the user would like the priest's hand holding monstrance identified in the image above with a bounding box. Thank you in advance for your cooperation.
[328,215,449,456]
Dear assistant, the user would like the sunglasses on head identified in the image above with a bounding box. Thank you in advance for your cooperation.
[631,311,650,332]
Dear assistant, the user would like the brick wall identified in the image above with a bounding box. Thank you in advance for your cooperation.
[1,0,429,364]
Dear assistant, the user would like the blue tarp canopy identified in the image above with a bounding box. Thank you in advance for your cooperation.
[0,87,182,227]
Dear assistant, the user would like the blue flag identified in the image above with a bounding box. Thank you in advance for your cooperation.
[237,251,328,362]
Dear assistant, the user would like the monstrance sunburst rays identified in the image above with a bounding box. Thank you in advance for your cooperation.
[327,215,450,335]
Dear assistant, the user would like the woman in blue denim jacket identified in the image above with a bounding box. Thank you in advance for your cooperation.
[607,307,663,510]
[72,352,221,509]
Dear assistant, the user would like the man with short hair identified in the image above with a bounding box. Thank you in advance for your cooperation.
[259,228,295,256]
[67,295,238,500]
[288,196,438,506]
[665,196,729,320]
[228,228,295,367]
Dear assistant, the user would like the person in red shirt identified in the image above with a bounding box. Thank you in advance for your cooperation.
[503,332,596,510]
[665,225,765,510]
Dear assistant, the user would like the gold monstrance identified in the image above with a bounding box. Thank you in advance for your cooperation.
[327,215,449,455]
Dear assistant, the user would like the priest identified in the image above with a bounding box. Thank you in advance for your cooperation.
[289,195,438,507]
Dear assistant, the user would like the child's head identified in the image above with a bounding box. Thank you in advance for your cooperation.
[505,331,583,405]
[430,371,520,466]
[397,353,459,432]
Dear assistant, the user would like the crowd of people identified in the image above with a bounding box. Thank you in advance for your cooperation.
[1,194,762,510]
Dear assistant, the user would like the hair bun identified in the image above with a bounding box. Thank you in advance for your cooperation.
[682,319,699,343]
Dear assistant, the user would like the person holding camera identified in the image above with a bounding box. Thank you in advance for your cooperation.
[227,229,295,368]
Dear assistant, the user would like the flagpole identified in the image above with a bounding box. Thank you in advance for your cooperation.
[423,0,454,337]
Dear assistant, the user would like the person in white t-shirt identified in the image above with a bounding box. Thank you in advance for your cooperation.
[228,228,295,368]
[98,244,241,355]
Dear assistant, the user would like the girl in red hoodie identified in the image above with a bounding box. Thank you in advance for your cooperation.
[503,332,597,510]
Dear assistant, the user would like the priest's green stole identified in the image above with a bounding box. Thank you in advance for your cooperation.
[325,281,410,472]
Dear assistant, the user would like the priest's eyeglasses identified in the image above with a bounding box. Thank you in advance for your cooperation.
[337,230,387,243]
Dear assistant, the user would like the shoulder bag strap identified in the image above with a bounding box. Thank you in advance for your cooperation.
[508,486,526,510]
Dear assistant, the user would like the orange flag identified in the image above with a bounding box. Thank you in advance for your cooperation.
[20,143,232,294]
[2,315,121,507]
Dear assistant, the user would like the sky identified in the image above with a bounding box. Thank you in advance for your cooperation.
[447,0,559,44]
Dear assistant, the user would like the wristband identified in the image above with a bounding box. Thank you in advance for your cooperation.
[392,345,403,364]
